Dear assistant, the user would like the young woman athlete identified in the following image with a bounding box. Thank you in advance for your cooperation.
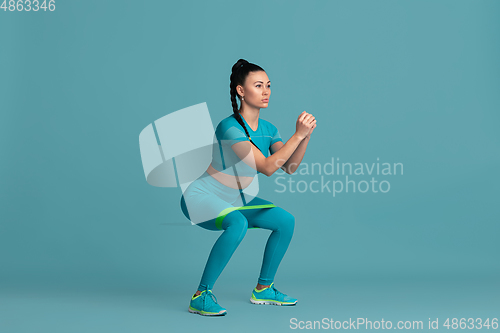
[181,59,316,316]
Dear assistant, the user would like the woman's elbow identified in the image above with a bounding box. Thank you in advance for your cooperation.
[262,168,273,177]
[269,166,293,176]
[261,163,293,176]
[261,164,277,177]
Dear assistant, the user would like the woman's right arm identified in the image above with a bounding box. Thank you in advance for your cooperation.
[231,112,315,177]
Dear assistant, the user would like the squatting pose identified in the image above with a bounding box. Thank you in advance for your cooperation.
[180,59,317,316]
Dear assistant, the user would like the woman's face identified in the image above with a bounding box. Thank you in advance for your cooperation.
[239,71,271,108]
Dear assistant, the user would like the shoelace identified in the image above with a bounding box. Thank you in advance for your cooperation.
[271,285,286,301]
[203,288,218,310]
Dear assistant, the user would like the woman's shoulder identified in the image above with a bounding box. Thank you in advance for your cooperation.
[215,114,246,141]
[215,113,278,134]
[216,113,240,131]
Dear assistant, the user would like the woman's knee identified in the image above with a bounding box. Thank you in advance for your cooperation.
[274,208,295,233]
[221,210,248,235]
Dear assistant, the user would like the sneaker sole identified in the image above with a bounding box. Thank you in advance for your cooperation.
[250,297,297,306]
[188,306,227,316]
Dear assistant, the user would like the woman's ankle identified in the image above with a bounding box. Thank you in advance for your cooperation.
[256,283,271,290]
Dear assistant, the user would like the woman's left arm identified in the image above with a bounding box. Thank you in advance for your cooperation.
[270,122,316,174]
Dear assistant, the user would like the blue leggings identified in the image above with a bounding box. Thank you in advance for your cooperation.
[180,172,295,292]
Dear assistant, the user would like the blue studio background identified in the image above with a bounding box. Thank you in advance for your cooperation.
[1,1,499,332]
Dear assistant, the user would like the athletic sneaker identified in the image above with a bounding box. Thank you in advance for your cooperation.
[250,282,297,306]
[188,289,227,316]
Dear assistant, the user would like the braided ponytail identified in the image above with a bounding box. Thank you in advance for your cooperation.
[230,59,265,152]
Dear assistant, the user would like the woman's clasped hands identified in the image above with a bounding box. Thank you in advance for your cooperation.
[295,111,316,140]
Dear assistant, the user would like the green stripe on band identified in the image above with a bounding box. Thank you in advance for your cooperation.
[215,204,277,230]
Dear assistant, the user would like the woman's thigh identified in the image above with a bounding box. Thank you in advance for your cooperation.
[180,192,234,230]
[180,173,242,230]
[239,197,295,231]
[181,190,292,232]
